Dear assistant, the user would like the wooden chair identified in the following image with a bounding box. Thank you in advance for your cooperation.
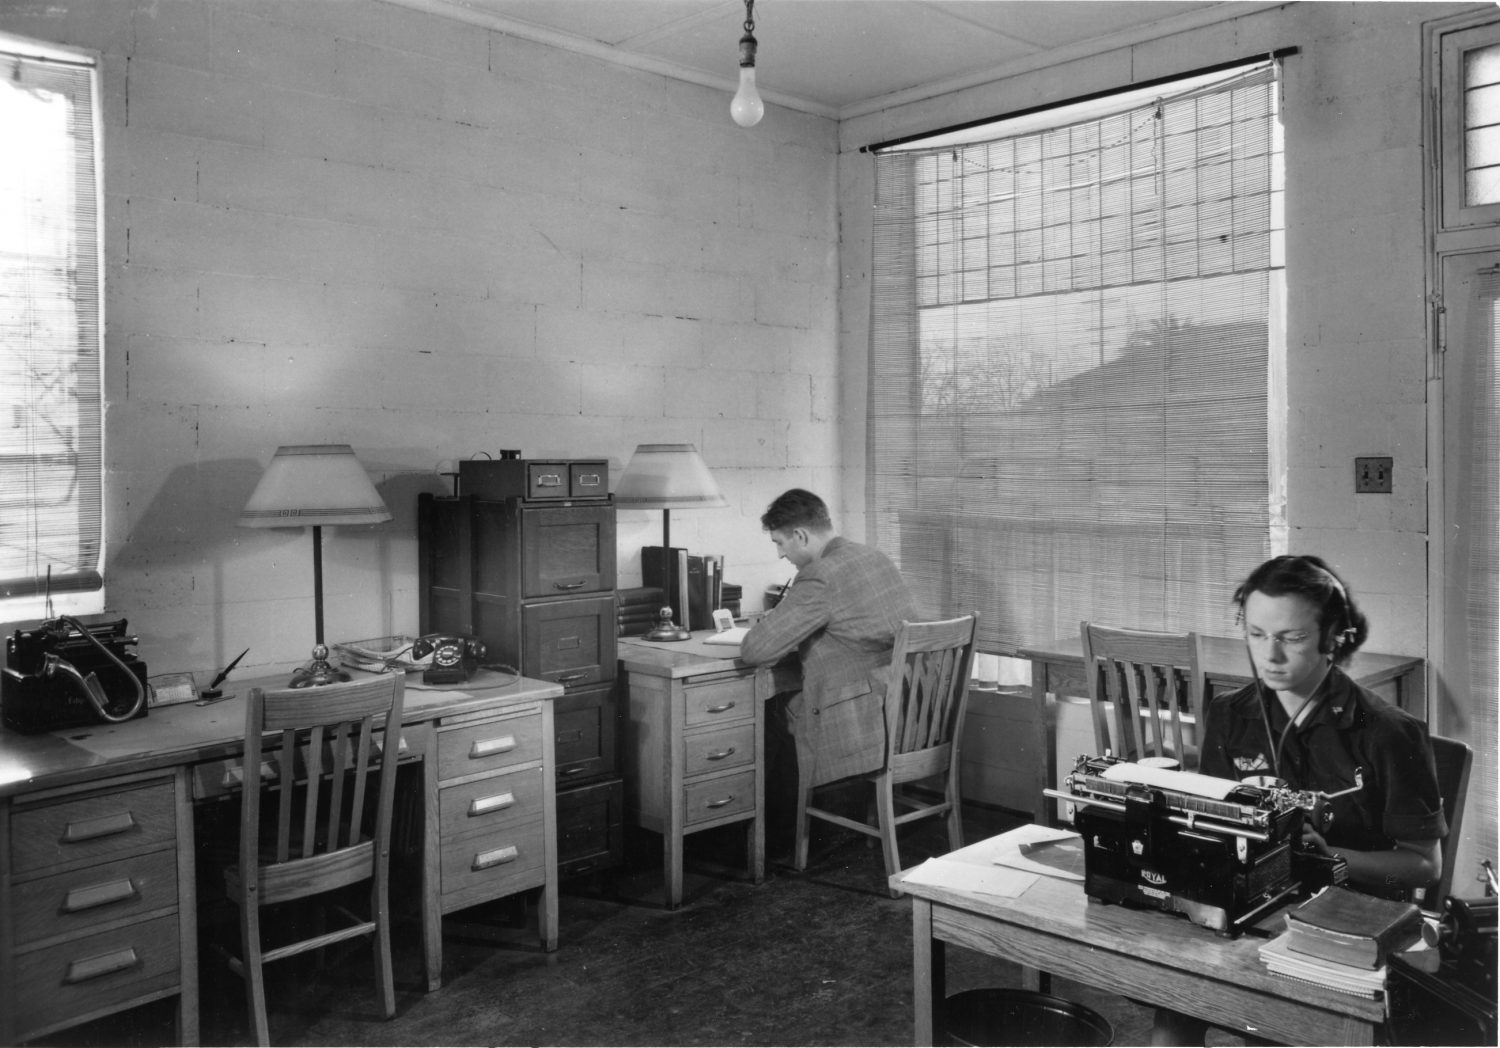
[1414,733,1473,909]
[1079,622,1206,770]
[794,614,978,894]
[220,673,405,1045]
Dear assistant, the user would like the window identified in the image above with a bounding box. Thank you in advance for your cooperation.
[0,34,104,618]
[1440,20,1500,229]
[869,62,1283,654]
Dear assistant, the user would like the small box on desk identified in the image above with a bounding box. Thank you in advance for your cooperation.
[459,457,608,501]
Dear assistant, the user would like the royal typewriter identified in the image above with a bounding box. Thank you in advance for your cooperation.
[1047,753,1348,935]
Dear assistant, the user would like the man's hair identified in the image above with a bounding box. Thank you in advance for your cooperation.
[760,488,833,533]
[1232,554,1369,664]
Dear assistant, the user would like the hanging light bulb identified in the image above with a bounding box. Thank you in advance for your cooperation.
[731,0,763,128]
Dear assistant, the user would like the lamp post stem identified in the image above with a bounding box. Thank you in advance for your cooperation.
[311,523,325,645]
[662,509,672,550]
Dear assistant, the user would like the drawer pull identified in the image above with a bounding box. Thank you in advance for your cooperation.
[470,735,516,758]
[535,473,563,488]
[556,672,588,684]
[576,473,602,487]
[469,791,514,816]
[553,580,586,590]
[704,794,736,809]
[62,810,136,844]
[472,844,519,870]
[62,877,139,913]
[64,946,141,984]
[705,747,737,761]
[704,701,736,714]
[560,765,588,777]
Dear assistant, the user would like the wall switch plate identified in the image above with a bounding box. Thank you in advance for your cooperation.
[1355,456,1393,493]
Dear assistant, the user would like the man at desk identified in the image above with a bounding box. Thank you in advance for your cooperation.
[739,488,918,855]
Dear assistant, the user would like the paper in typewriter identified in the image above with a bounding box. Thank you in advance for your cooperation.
[1098,761,1244,800]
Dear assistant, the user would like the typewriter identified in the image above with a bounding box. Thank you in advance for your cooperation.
[3,616,149,733]
[1047,753,1348,936]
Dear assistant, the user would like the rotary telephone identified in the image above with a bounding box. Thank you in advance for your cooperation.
[410,633,486,685]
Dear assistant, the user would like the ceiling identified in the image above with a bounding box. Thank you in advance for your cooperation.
[389,0,1259,119]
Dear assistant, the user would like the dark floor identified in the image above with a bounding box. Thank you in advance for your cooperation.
[45,806,1252,1047]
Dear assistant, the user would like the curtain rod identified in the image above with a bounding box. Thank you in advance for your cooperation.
[860,46,1299,154]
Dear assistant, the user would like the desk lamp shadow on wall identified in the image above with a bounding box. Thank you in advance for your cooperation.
[615,443,726,642]
[238,444,392,687]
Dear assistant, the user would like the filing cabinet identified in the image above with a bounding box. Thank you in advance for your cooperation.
[419,489,623,880]
[1,770,196,1044]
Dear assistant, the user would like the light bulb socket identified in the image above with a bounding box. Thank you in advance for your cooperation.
[738,31,757,68]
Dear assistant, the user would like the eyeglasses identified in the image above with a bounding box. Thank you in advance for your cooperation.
[1245,628,1316,649]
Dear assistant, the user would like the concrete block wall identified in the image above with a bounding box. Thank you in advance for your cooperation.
[0,0,839,678]
[837,1,1474,660]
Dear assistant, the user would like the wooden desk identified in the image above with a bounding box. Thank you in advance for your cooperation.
[0,669,563,1044]
[1016,635,1426,825]
[617,633,799,908]
[895,831,1387,1046]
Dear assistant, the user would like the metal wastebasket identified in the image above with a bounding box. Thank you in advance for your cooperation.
[944,988,1114,1046]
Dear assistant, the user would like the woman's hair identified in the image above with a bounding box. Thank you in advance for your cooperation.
[1232,555,1369,664]
[760,488,832,533]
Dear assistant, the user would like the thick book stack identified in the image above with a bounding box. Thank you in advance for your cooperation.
[1258,886,1424,998]
[618,586,666,637]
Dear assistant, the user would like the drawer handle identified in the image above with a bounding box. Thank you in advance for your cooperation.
[576,473,602,487]
[553,580,586,591]
[704,701,736,714]
[556,672,588,684]
[705,747,737,761]
[560,765,589,777]
[535,473,563,487]
[62,810,136,844]
[704,794,736,809]
[471,735,516,758]
[64,946,141,984]
[469,792,514,816]
[62,877,139,913]
[472,844,519,870]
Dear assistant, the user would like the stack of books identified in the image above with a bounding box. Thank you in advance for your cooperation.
[617,586,666,637]
[1258,886,1424,998]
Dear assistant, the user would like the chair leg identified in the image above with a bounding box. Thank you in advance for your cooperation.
[373,876,396,1019]
[945,773,964,853]
[874,773,902,895]
[239,899,271,1047]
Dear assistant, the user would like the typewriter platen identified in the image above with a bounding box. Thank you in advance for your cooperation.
[1047,753,1348,936]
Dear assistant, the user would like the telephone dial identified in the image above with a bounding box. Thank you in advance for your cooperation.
[410,634,485,685]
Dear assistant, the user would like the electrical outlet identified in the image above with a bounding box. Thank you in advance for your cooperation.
[1355,456,1393,493]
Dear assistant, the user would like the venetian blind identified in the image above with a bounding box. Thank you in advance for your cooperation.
[0,42,104,606]
[870,62,1282,654]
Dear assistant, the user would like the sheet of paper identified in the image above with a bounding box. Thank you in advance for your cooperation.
[989,824,1086,881]
[900,856,1038,897]
[1100,761,1242,799]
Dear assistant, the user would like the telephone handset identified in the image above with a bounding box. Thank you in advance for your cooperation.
[410,633,486,685]
[2,616,149,733]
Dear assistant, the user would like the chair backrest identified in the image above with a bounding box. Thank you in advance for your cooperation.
[240,673,406,904]
[884,614,978,766]
[1416,733,1473,908]
[1079,621,1206,769]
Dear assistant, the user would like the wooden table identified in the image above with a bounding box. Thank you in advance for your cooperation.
[895,830,1387,1046]
[0,668,563,1044]
[1016,634,1426,825]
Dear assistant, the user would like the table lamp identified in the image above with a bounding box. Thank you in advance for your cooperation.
[238,444,392,687]
[614,443,727,641]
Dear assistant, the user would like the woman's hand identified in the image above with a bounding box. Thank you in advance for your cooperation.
[1301,825,1331,855]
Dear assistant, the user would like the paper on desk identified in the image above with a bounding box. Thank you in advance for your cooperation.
[990,823,1086,881]
[900,856,1038,897]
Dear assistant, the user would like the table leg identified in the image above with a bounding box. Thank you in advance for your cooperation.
[665,829,685,909]
[1031,667,1055,827]
[422,747,443,991]
[911,898,943,1046]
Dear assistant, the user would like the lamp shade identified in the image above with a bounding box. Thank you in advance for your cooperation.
[614,443,727,511]
[237,444,392,528]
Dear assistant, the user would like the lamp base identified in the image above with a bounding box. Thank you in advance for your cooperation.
[288,643,351,688]
[643,606,692,643]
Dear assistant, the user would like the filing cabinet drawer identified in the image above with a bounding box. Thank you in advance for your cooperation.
[519,503,617,598]
[522,596,616,688]
[11,781,177,876]
[557,777,624,878]
[437,710,545,781]
[12,846,178,948]
[15,912,181,1036]
[440,815,546,898]
[682,672,755,728]
[681,768,757,828]
[554,683,617,784]
[682,721,756,777]
[439,766,546,842]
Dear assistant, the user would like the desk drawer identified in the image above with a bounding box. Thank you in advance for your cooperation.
[682,672,755,728]
[682,721,756,777]
[12,846,178,948]
[11,781,177,876]
[440,815,546,898]
[15,912,180,1037]
[522,596,617,687]
[554,683,617,785]
[681,768,756,827]
[557,777,623,877]
[439,766,547,841]
[437,711,544,781]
